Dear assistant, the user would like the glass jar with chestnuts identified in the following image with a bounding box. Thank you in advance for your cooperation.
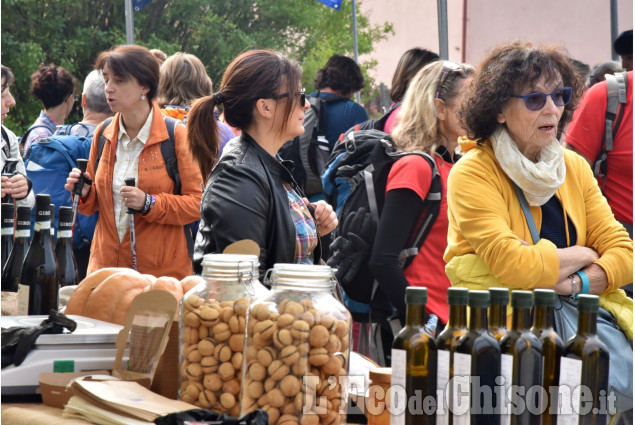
[240,263,352,425]
[179,254,268,416]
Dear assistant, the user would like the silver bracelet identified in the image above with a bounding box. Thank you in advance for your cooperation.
[569,274,578,302]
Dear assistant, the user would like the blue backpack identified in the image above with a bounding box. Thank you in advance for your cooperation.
[24,128,98,250]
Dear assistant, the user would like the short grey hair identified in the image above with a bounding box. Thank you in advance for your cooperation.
[83,70,111,114]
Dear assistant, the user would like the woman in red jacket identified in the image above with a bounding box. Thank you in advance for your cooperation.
[66,45,202,279]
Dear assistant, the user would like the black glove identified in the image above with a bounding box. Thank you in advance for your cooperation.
[1,310,77,368]
[327,207,376,286]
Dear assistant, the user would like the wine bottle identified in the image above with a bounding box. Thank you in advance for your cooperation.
[49,203,56,239]
[559,295,609,425]
[488,287,509,342]
[18,194,59,315]
[454,290,501,425]
[499,290,542,425]
[1,202,15,269]
[1,206,31,292]
[55,206,78,287]
[530,289,562,425]
[436,287,469,425]
[391,287,437,425]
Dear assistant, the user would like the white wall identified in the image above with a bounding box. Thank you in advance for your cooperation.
[361,0,633,87]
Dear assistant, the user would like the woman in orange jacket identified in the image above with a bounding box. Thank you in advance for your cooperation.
[65,45,202,279]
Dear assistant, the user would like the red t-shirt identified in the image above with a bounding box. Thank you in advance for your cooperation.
[386,154,452,323]
[383,104,402,134]
[564,72,633,223]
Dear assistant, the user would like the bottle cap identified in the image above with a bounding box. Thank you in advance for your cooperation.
[1,203,14,227]
[405,287,427,305]
[489,287,509,306]
[35,194,52,219]
[577,294,600,313]
[58,206,74,230]
[447,287,468,305]
[511,290,533,309]
[533,289,556,307]
[16,206,31,229]
[468,290,490,308]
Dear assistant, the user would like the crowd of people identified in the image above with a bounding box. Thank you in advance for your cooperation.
[1,29,633,420]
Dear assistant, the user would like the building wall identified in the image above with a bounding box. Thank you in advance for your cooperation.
[361,0,633,89]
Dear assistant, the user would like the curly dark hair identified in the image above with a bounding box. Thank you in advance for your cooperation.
[30,63,76,109]
[460,42,585,143]
[314,55,364,95]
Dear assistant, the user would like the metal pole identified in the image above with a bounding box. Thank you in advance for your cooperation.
[352,0,361,104]
[437,0,449,60]
[125,0,135,45]
[610,0,619,61]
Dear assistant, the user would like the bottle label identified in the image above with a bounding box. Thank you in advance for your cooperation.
[57,230,72,239]
[557,357,582,425]
[1,227,13,236]
[500,353,513,425]
[17,284,30,315]
[34,221,51,231]
[390,348,407,425]
[452,353,471,425]
[14,229,30,238]
[436,350,450,425]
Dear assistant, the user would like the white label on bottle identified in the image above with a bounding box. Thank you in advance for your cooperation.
[57,230,72,239]
[1,227,13,235]
[557,357,582,425]
[34,221,51,231]
[390,348,407,425]
[17,284,30,315]
[452,352,471,425]
[14,229,29,238]
[500,353,513,425]
[436,350,450,425]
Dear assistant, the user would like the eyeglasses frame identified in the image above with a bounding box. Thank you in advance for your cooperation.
[510,87,573,111]
[435,60,461,99]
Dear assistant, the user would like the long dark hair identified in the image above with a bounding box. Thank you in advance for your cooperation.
[187,49,302,181]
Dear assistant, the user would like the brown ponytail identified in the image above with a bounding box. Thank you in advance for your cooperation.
[187,95,220,182]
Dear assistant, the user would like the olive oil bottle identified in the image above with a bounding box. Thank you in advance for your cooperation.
[499,290,542,425]
[559,294,609,425]
[454,290,501,425]
[530,289,562,425]
[488,287,509,342]
[436,287,469,425]
[391,287,437,425]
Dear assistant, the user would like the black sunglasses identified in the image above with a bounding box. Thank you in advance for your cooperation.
[272,88,306,106]
[511,87,573,111]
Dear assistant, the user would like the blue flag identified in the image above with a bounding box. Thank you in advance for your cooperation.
[316,0,342,9]
[133,0,153,11]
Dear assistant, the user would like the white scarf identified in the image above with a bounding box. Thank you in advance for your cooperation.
[491,126,565,206]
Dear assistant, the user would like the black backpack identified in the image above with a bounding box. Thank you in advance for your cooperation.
[93,116,195,259]
[278,92,348,197]
[321,129,442,305]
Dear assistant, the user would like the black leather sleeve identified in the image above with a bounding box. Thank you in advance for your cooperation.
[369,188,426,323]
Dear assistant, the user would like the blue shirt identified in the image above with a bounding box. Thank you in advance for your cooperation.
[311,91,369,148]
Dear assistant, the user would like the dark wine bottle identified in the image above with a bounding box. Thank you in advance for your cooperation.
[391,287,437,424]
[1,206,31,292]
[530,289,562,425]
[454,290,501,425]
[499,290,542,425]
[1,202,15,269]
[559,295,609,425]
[55,206,78,287]
[488,287,509,342]
[436,287,469,425]
[18,194,59,315]
[49,203,56,239]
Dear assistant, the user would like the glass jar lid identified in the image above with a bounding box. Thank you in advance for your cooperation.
[201,253,259,278]
[266,263,334,288]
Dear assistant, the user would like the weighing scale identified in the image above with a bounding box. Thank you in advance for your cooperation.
[1,315,128,395]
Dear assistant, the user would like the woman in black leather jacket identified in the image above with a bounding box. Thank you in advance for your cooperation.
[187,50,338,279]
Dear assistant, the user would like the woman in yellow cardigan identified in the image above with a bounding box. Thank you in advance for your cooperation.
[444,42,633,413]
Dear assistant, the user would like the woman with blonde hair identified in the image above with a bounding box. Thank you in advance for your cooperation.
[368,60,473,361]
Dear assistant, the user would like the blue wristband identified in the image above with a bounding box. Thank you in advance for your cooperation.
[576,270,590,295]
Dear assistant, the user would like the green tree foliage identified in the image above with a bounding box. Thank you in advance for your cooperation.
[1,0,392,134]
